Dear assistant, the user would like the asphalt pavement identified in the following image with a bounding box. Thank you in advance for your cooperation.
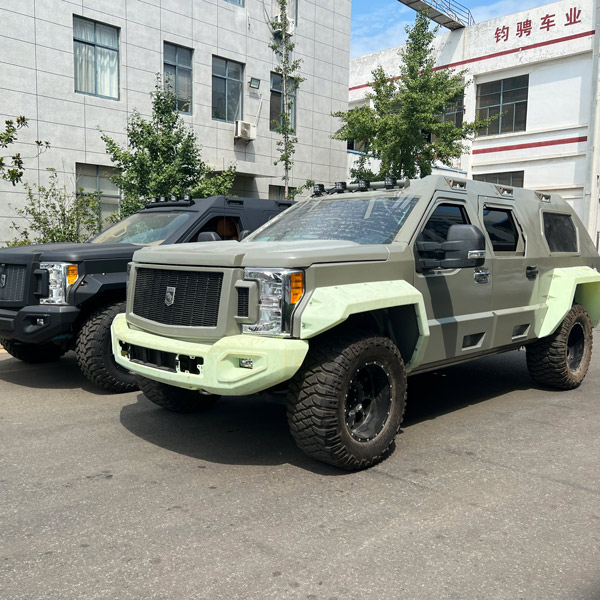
[0,335,599,600]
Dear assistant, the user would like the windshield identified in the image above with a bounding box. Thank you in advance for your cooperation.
[91,212,192,245]
[250,194,419,244]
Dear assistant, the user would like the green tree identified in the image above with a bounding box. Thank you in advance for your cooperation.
[333,12,489,181]
[101,75,235,219]
[269,0,304,200]
[0,116,50,185]
[8,170,102,246]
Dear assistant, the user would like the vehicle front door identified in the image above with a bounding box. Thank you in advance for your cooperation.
[412,199,494,367]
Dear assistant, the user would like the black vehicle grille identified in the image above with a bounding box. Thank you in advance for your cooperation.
[0,265,27,303]
[237,287,249,317]
[133,268,223,327]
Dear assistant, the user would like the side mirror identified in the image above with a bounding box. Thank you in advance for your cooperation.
[196,231,222,242]
[238,230,251,241]
[416,224,486,271]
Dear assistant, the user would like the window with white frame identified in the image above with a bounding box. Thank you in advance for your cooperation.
[76,164,121,222]
[476,75,528,136]
[73,16,119,99]
[212,56,243,122]
[270,72,296,132]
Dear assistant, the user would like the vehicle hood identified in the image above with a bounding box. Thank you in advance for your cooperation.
[0,242,139,262]
[133,240,391,268]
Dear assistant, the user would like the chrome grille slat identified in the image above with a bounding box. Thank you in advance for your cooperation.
[133,268,223,327]
[0,265,27,303]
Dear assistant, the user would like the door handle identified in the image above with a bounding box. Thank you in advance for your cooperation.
[474,268,490,284]
[526,265,538,280]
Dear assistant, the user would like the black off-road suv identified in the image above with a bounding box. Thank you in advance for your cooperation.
[0,195,291,392]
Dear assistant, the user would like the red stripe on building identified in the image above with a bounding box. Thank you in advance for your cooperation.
[472,136,587,155]
[349,30,595,91]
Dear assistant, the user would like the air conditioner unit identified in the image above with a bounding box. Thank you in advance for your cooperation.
[234,120,256,141]
[272,14,295,36]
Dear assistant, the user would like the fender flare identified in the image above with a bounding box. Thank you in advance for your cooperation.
[536,266,600,338]
[298,280,430,370]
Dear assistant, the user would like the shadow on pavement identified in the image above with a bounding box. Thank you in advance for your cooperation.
[119,349,549,473]
[119,392,345,475]
[0,352,112,395]
[403,348,546,426]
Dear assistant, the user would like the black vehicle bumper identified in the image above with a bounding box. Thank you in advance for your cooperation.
[0,305,80,344]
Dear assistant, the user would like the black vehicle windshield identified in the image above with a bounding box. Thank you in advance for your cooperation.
[91,211,192,245]
[249,194,419,244]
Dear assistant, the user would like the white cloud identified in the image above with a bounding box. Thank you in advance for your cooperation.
[470,0,556,24]
[351,5,414,58]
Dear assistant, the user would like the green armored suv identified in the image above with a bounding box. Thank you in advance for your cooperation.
[112,175,600,470]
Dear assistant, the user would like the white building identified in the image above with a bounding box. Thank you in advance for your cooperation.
[0,0,351,245]
[349,0,600,245]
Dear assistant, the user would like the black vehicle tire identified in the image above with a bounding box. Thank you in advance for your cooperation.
[136,375,220,413]
[76,301,138,393]
[287,331,407,471]
[526,303,593,390]
[0,338,66,363]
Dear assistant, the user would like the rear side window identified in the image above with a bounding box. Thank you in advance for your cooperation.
[543,213,578,252]
[483,207,519,252]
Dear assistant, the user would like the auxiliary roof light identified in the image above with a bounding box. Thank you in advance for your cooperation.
[358,179,370,191]
[170,194,177,202]
[159,195,166,202]
[334,181,347,193]
[183,193,192,201]
[385,176,397,189]
[313,183,325,196]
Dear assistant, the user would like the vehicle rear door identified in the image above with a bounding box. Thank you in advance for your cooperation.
[478,196,538,348]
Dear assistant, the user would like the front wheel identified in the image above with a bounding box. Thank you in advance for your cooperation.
[287,332,407,470]
[76,301,137,393]
[136,376,220,413]
[526,303,593,390]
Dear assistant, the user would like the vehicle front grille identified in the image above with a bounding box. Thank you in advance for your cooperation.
[133,267,223,327]
[0,265,27,303]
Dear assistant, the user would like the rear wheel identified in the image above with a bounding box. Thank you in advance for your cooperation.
[0,338,66,363]
[526,303,593,389]
[137,376,220,413]
[287,332,406,470]
[76,301,137,393]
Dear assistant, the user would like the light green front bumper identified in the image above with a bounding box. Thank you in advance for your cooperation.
[111,314,309,396]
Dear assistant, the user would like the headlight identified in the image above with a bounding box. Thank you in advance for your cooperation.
[39,262,78,305]
[242,268,304,336]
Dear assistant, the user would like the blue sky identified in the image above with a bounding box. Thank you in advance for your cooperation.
[350,0,556,57]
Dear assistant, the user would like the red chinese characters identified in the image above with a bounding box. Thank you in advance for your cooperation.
[540,13,556,31]
[516,19,532,37]
[495,25,510,43]
[565,7,582,25]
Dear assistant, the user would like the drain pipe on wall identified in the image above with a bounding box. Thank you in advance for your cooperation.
[584,0,600,248]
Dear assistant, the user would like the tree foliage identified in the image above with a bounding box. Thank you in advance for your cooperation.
[0,116,50,186]
[101,76,235,219]
[333,12,489,181]
[269,0,304,200]
[8,170,102,246]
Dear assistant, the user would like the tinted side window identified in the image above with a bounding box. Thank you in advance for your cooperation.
[483,208,519,252]
[543,213,578,252]
[420,204,470,243]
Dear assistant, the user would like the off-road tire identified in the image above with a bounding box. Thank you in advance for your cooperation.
[76,301,137,393]
[136,375,220,413]
[0,338,66,363]
[287,332,407,471]
[526,303,593,390]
